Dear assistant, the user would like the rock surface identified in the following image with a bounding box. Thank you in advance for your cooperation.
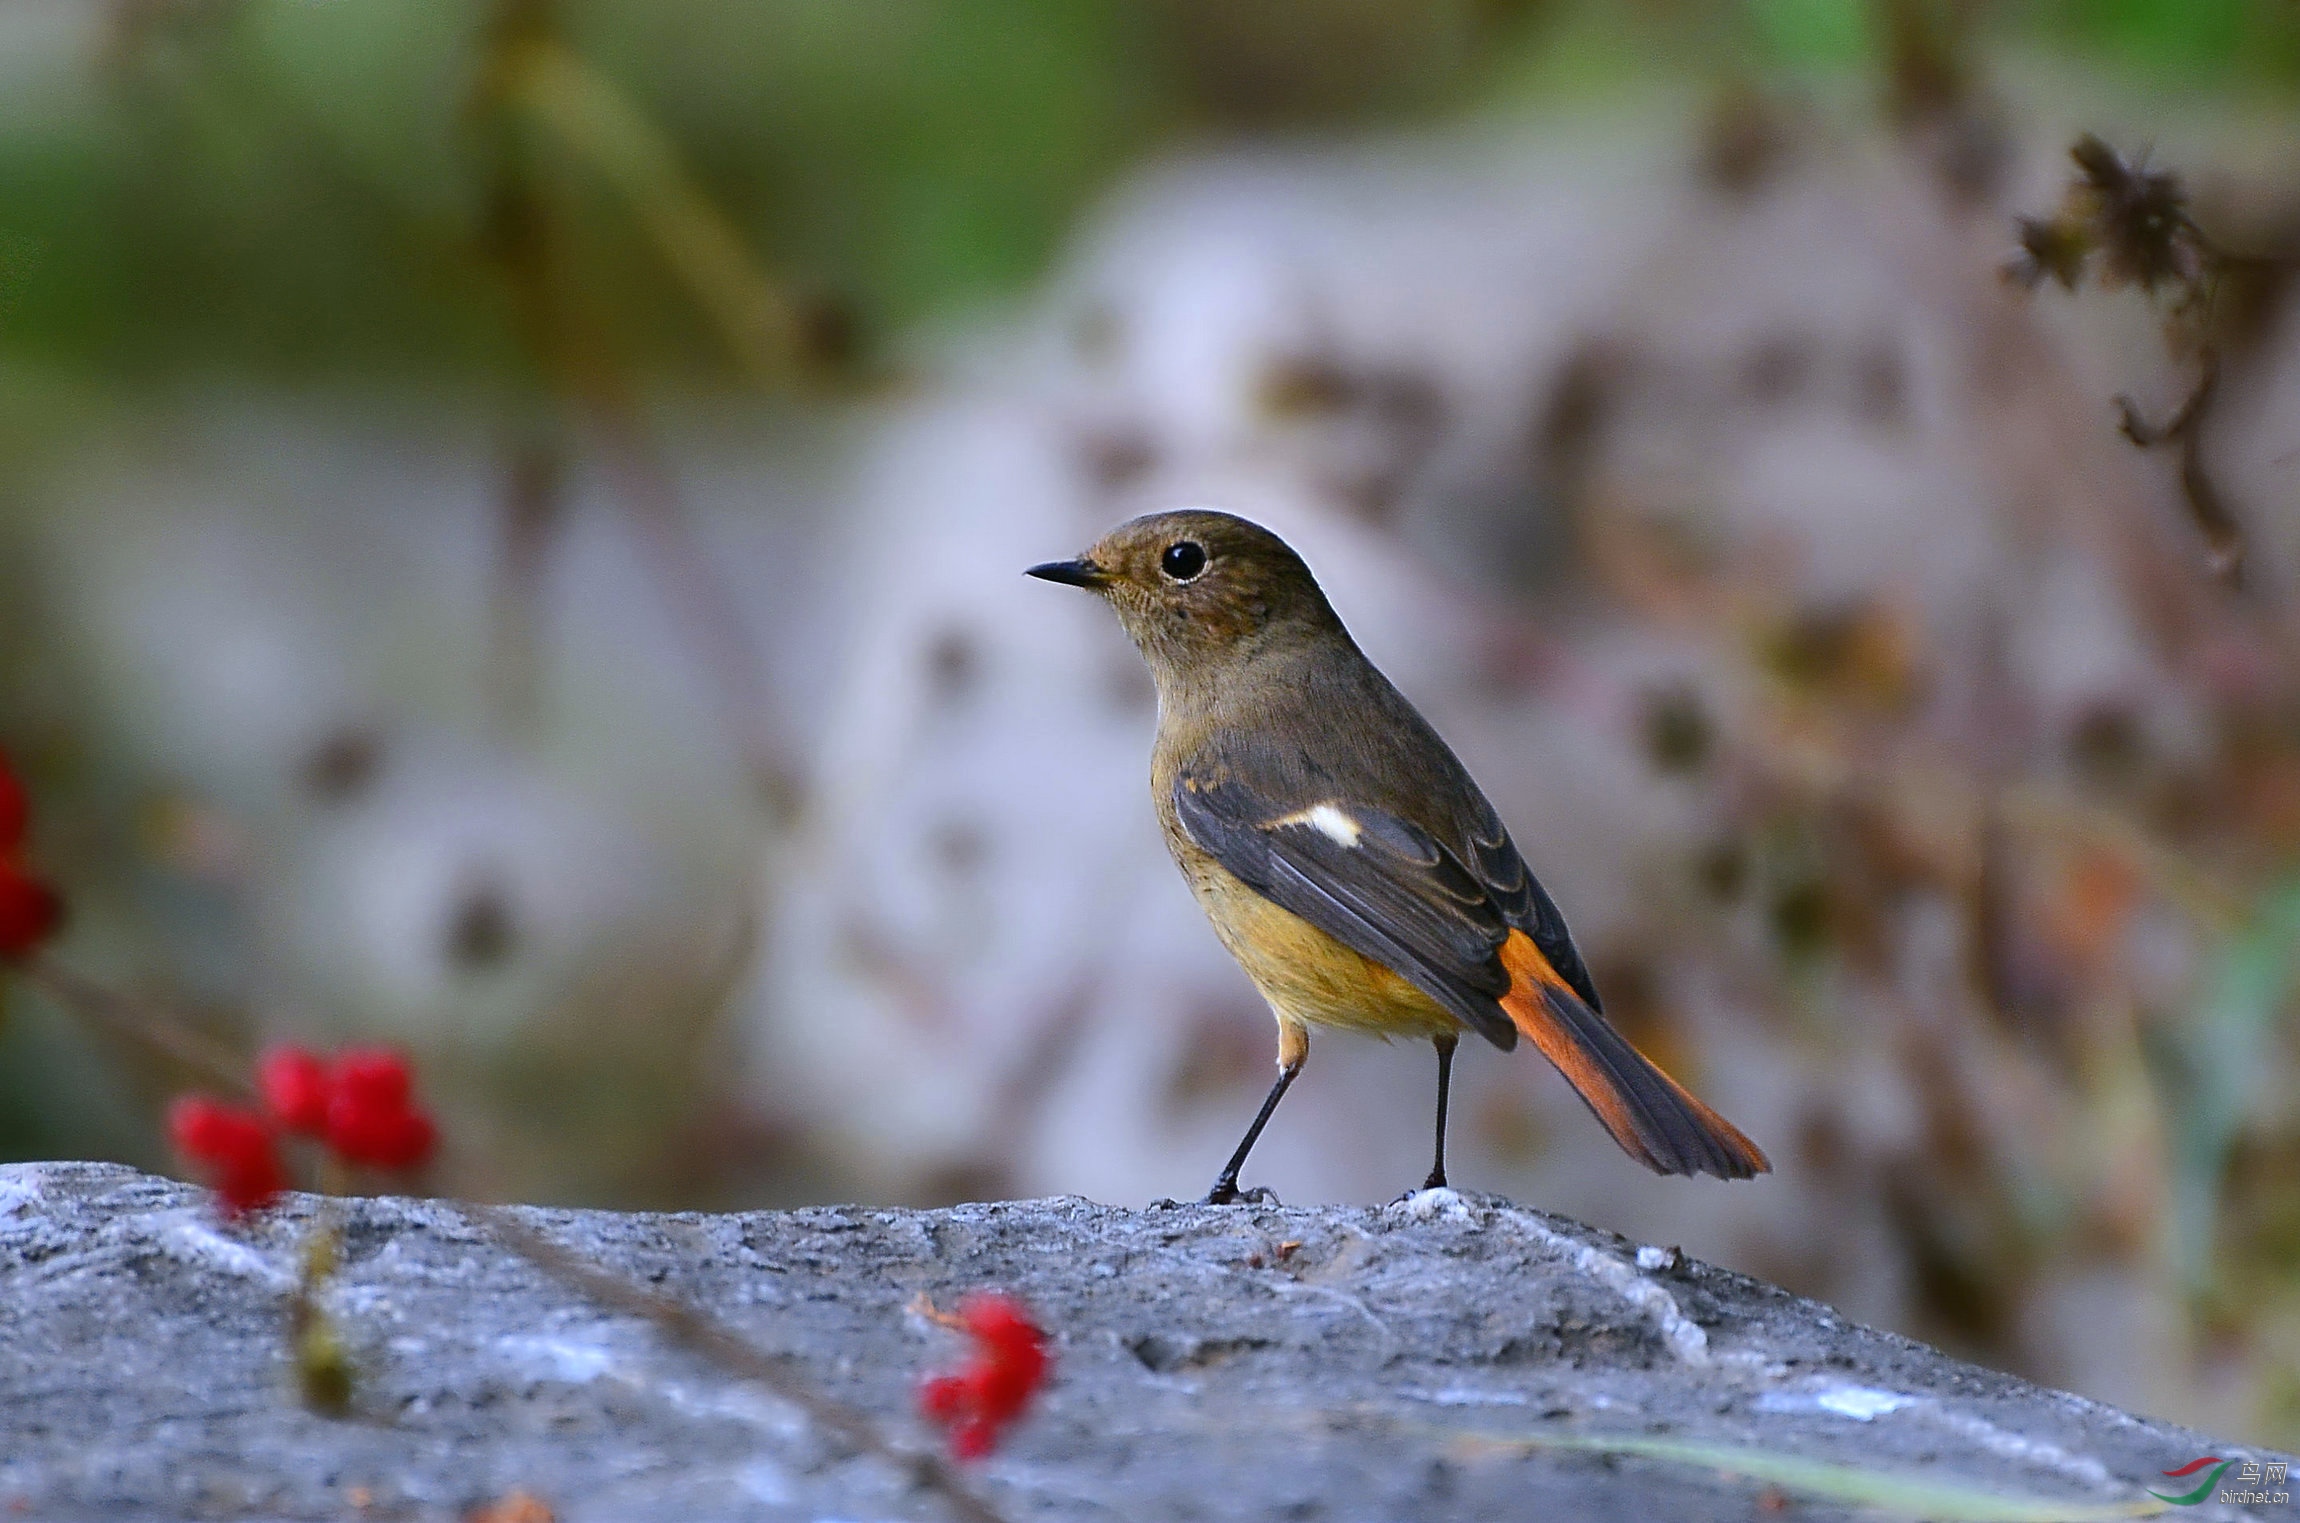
[0,1163,2286,1522]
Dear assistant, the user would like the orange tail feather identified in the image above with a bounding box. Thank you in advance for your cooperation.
[1499,931,1769,1180]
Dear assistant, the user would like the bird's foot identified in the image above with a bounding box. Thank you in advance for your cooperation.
[1388,1170,1448,1207]
[1387,1185,1473,1222]
[1202,1181,1279,1206]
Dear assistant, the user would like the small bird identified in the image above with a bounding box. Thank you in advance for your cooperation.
[1029,509,1769,1203]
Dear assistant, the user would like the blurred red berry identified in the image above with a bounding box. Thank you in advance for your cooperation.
[329,1104,437,1171]
[917,1292,1050,1461]
[257,1046,333,1136]
[919,1374,967,1421]
[0,753,61,962]
[168,1094,239,1156]
[325,1048,437,1171]
[0,861,62,961]
[332,1047,411,1111]
[0,751,26,852]
[951,1418,997,1461]
[167,1096,286,1218]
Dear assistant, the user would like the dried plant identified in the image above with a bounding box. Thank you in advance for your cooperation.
[2,741,1014,1518]
[2007,134,2289,586]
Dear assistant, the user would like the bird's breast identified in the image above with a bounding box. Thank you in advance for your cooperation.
[1164,829,1458,1042]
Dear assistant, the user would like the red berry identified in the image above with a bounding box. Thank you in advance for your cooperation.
[917,1292,1050,1461]
[0,752,26,852]
[324,1048,436,1171]
[331,1048,412,1112]
[217,1149,288,1217]
[168,1095,236,1156]
[951,1419,995,1460]
[361,1108,435,1171]
[167,1096,286,1217]
[919,1374,968,1421]
[0,861,61,960]
[257,1046,333,1136]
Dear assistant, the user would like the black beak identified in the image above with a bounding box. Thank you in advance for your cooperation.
[1025,557,1108,589]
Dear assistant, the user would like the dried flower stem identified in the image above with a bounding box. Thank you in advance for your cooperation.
[2113,349,2243,586]
[16,953,983,1505]
[2007,134,2300,589]
[17,955,251,1099]
[289,1202,353,1417]
[472,0,803,820]
[465,1203,1011,1523]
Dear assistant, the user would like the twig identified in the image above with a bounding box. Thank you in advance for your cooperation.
[2008,136,2274,589]
[495,34,804,387]
[2113,350,2243,586]
[464,1202,1011,1523]
[486,428,572,733]
[470,0,804,820]
[41,968,997,1504]
[17,955,252,1099]
[16,948,1000,1520]
[577,386,803,819]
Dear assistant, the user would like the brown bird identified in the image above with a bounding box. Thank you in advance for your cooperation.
[1030,509,1769,1202]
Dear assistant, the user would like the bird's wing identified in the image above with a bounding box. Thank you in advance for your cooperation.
[1172,762,1769,1179]
[1172,766,1521,1050]
[1450,784,1604,1013]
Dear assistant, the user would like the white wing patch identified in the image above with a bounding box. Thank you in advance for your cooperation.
[1272,802,1364,848]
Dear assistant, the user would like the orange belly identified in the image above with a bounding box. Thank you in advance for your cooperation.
[1183,852,1461,1043]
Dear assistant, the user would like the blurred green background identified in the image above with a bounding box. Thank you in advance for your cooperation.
[4,0,2300,1453]
[6,0,2299,384]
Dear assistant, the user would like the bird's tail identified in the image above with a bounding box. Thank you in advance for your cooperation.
[1499,930,1770,1180]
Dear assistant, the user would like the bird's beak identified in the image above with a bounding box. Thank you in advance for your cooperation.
[1025,557,1109,589]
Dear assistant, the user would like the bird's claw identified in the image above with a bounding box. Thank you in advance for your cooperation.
[1202,1182,1279,1206]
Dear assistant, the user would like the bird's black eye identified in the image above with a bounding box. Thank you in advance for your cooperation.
[1160,541,1207,582]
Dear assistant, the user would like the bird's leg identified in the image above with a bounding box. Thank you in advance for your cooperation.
[1202,1061,1299,1205]
[1203,1022,1307,1205]
[1423,1032,1458,1191]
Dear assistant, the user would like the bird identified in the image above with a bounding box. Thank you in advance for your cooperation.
[1028,508,1769,1203]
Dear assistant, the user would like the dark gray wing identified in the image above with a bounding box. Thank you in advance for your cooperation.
[1173,767,1520,1050]
[1173,741,1767,1179]
[1456,788,1602,1014]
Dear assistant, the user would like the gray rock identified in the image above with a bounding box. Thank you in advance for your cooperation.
[0,1163,2284,1522]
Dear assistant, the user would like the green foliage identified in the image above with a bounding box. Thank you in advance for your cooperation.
[2032,0,2300,85]
[1723,0,2300,88]
[0,0,1544,382]
[2160,881,2300,1295]
[0,0,1171,378]
[1746,0,1877,70]
[2,0,2294,386]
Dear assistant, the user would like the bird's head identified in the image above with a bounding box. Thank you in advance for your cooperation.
[1027,509,1344,683]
